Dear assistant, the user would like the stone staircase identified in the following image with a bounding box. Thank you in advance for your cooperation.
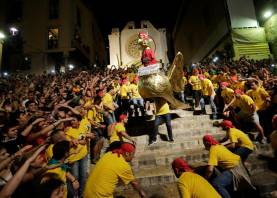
[114,109,276,198]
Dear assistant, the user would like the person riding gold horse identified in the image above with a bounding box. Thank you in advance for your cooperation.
[137,31,187,109]
[138,32,157,67]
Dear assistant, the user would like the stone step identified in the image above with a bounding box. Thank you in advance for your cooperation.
[130,156,271,187]
[115,182,179,198]
[134,165,176,186]
[132,144,273,171]
[134,133,225,154]
[115,171,277,198]
[133,128,225,145]
[251,171,277,198]
[132,148,208,170]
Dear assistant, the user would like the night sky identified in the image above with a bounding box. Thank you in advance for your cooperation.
[85,0,184,36]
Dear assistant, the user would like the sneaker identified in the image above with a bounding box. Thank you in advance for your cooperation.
[260,137,267,144]
[168,139,174,143]
[148,140,157,146]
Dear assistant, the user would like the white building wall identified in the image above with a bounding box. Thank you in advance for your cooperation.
[108,21,169,67]
[226,0,258,28]
[108,29,121,66]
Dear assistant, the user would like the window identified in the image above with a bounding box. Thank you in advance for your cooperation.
[76,7,81,27]
[48,28,59,49]
[49,0,59,19]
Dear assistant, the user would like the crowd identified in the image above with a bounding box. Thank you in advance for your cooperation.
[0,55,276,198]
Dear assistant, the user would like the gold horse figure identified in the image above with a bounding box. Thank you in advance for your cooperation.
[138,52,188,109]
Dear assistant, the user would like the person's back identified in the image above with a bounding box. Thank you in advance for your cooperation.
[201,78,213,96]
[129,83,141,99]
[109,122,127,144]
[221,87,234,104]
[209,144,240,170]
[235,94,255,114]
[102,92,114,111]
[247,87,270,111]
[84,152,134,198]
[178,172,221,198]
[228,128,254,151]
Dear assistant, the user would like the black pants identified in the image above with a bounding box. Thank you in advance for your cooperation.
[151,114,173,142]
[121,99,129,114]
[193,90,202,107]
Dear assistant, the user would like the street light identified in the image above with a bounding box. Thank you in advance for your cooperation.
[213,57,219,62]
[3,72,8,76]
[68,64,74,70]
[9,27,18,36]
[264,10,273,19]
[0,32,5,39]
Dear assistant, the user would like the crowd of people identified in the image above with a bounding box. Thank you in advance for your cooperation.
[0,55,276,198]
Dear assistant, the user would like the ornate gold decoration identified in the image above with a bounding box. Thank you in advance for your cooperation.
[138,74,187,109]
[167,52,185,92]
[126,34,156,58]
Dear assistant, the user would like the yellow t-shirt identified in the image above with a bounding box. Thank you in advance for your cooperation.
[120,84,129,99]
[246,87,270,111]
[228,128,254,150]
[178,172,221,198]
[79,117,91,134]
[231,81,246,92]
[45,144,54,161]
[208,144,240,169]
[45,143,80,165]
[155,100,170,116]
[88,106,104,123]
[102,93,114,112]
[128,72,136,83]
[204,72,210,79]
[189,75,201,91]
[43,162,68,198]
[109,122,127,144]
[84,152,135,198]
[221,88,234,104]
[129,83,142,99]
[84,99,93,108]
[201,79,214,96]
[217,73,228,82]
[44,167,66,183]
[66,127,88,163]
[183,76,188,86]
[234,95,256,114]
[210,75,219,89]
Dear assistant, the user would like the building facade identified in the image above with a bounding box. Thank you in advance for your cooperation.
[254,0,277,60]
[0,0,106,73]
[173,0,272,64]
[108,21,169,68]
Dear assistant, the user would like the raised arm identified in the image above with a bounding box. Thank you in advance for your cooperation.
[0,145,46,198]
[21,118,45,137]
[27,118,74,142]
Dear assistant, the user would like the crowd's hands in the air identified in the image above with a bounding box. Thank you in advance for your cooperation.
[0,144,47,198]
